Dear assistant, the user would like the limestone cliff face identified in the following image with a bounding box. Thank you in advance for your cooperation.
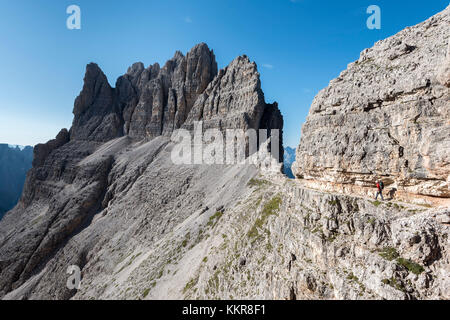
[0,10,448,301]
[437,41,450,87]
[0,43,282,298]
[184,55,266,131]
[177,177,449,300]
[292,6,450,205]
[70,43,219,142]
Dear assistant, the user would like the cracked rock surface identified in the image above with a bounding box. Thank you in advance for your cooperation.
[0,43,282,298]
[0,8,448,301]
[292,6,450,204]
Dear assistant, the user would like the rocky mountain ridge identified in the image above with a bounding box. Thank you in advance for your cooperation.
[70,43,282,144]
[0,43,283,298]
[292,5,450,207]
[0,7,449,301]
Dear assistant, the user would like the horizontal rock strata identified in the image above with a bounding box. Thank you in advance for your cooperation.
[292,6,450,206]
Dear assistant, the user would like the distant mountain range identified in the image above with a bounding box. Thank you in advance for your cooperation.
[283,146,296,179]
[0,144,33,220]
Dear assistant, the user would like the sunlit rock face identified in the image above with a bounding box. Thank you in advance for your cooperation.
[0,43,282,299]
[292,6,450,206]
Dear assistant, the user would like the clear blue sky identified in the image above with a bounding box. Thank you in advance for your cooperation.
[0,0,448,147]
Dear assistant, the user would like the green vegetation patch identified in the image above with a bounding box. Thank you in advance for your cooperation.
[255,196,263,208]
[371,200,382,207]
[346,272,358,282]
[183,276,199,294]
[328,200,339,206]
[381,277,405,292]
[247,178,269,188]
[325,232,338,243]
[393,203,406,210]
[396,258,424,275]
[247,195,282,239]
[181,232,191,248]
[378,247,399,261]
[207,211,224,228]
[117,252,142,274]
[207,270,221,292]
[379,248,424,275]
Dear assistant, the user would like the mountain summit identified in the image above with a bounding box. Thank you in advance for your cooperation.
[0,43,283,299]
[0,7,448,301]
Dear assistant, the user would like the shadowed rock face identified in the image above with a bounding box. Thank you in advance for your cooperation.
[70,43,219,142]
[70,64,121,142]
[0,43,283,298]
[292,6,450,205]
[184,55,265,131]
[117,43,219,139]
[0,145,33,220]
[0,15,448,300]
[67,43,283,143]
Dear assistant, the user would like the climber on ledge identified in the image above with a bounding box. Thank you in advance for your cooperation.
[375,180,384,201]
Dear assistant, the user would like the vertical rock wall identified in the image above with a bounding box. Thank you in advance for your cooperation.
[292,6,450,205]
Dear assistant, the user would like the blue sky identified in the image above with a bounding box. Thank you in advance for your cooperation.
[0,0,448,147]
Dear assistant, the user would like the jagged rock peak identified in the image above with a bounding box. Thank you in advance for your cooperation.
[292,5,450,206]
[23,43,283,187]
[126,62,145,75]
[114,43,219,139]
[68,44,220,143]
[73,63,111,116]
[183,53,266,130]
[68,43,283,145]
[180,51,283,161]
[70,62,121,142]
